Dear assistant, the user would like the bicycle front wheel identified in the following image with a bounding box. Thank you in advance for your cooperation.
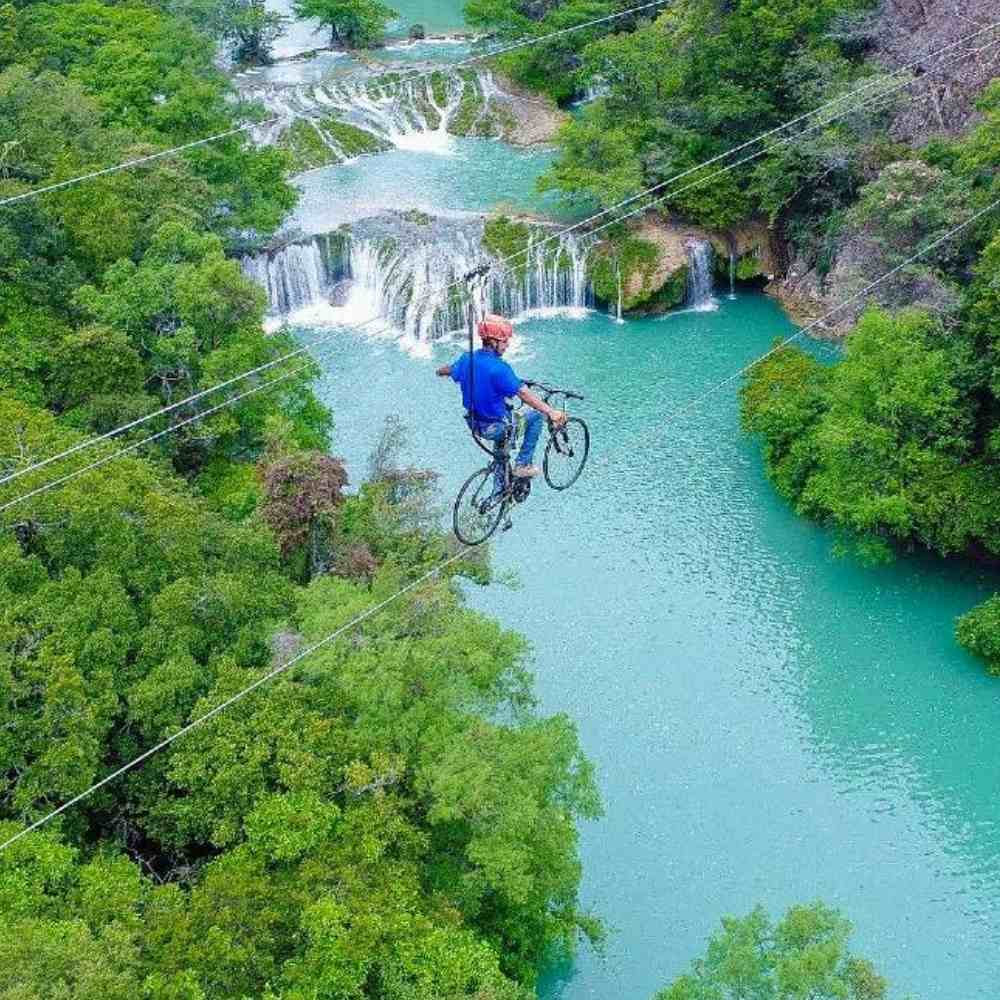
[453,467,507,545]
[543,418,590,491]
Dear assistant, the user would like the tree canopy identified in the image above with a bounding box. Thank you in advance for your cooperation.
[654,903,888,1000]
[291,0,398,48]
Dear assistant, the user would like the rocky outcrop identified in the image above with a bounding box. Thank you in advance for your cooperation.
[621,216,708,306]
[492,73,570,146]
[766,0,998,332]
[872,0,1000,143]
[594,214,779,315]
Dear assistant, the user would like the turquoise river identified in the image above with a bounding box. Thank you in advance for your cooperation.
[261,24,1000,997]
[302,300,1000,1000]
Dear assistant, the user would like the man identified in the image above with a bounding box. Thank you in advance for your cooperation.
[436,314,566,487]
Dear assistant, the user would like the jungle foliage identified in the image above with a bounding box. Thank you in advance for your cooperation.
[470,0,886,231]
[741,86,1000,672]
[0,2,601,997]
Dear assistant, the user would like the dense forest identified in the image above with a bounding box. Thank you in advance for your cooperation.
[473,0,1000,673]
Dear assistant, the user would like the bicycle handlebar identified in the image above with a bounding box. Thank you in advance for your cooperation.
[523,380,585,402]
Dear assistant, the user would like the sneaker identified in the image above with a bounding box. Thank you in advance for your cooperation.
[513,464,540,478]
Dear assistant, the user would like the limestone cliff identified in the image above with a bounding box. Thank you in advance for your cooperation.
[593,214,778,315]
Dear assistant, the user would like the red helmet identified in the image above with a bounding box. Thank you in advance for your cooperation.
[478,314,514,346]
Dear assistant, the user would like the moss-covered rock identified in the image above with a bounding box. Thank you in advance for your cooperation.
[714,245,767,283]
[587,236,663,311]
[277,119,339,173]
[448,69,517,139]
[483,216,534,277]
[650,265,688,310]
[430,70,449,108]
[277,118,390,172]
[322,118,391,159]
[397,209,434,226]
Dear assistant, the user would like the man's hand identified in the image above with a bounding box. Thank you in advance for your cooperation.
[548,409,568,427]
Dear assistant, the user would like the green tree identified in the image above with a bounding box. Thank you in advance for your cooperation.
[171,0,288,64]
[73,221,330,468]
[0,3,16,70]
[655,902,888,1000]
[488,0,878,228]
[957,596,1000,676]
[258,449,349,579]
[291,0,397,48]
[742,308,994,563]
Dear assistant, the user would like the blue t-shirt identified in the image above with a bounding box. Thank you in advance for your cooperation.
[451,349,523,423]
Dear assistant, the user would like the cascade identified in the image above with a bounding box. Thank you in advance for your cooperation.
[729,251,737,298]
[572,77,610,107]
[245,68,501,157]
[684,239,717,311]
[615,264,624,324]
[242,215,595,342]
[241,233,350,317]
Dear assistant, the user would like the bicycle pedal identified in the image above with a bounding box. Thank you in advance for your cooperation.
[502,519,513,532]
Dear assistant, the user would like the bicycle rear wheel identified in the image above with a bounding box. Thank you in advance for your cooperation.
[453,466,507,545]
[543,417,590,491]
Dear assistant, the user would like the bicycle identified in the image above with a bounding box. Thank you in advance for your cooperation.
[453,381,591,546]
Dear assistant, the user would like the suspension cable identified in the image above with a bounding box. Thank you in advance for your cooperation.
[0,0,668,210]
[3,188,997,855]
[661,196,1000,422]
[4,22,994,502]
[580,36,1000,243]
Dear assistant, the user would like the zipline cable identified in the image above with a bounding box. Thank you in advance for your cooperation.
[0,547,470,854]
[3,191,997,855]
[657,194,1000,423]
[0,366,311,517]
[0,37,983,513]
[4,22,995,500]
[578,36,1000,244]
[0,0,668,209]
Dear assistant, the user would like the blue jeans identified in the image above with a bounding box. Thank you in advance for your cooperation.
[470,411,543,493]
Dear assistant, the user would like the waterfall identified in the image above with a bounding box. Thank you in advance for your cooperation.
[685,240,717,311]
[241,233,350,318]
[242,216,595,345]
[486,230,593,320]
[729,251,737,299]
[245,68,502,158]
[615,264,624,324]
[572,76,610,107]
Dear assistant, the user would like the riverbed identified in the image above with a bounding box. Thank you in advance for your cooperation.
[249,23,1000,998]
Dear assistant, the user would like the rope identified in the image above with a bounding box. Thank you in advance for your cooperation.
[0,122,280,208]
[5,22,994,502]
[0,0,668,210]
[0,365,311,515]
[580,36,1000,243]
[577,197,1000,485]
[661,195,1000,421]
